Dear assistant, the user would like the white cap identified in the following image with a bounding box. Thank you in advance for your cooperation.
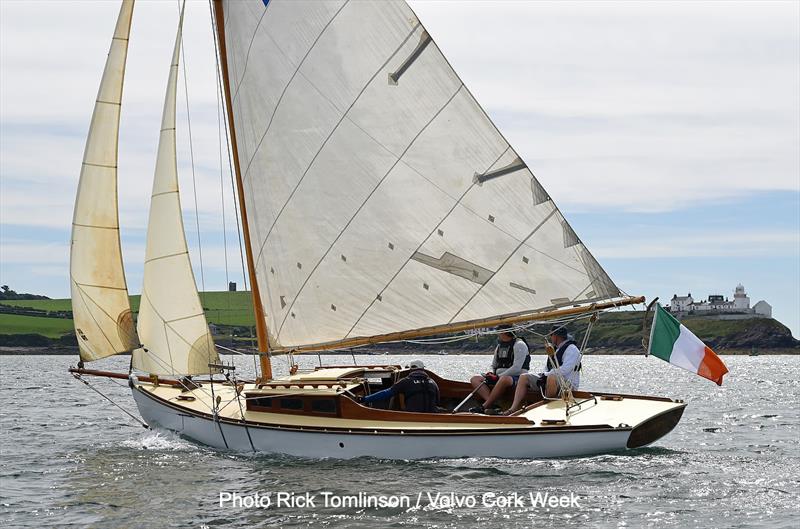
[407,360,425,369]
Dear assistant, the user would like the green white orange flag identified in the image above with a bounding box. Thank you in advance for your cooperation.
[648,304,729,385]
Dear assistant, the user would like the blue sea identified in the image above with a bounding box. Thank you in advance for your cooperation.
[1,354,797,528]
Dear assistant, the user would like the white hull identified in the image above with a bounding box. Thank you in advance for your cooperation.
[130,382,671,460]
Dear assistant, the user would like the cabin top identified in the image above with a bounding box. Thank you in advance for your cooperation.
[280,365,403,383]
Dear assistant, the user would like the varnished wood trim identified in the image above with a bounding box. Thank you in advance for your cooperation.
[136,385,626,436]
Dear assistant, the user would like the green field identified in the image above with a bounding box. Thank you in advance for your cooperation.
[0,313,75,338]
[0,291,256,337]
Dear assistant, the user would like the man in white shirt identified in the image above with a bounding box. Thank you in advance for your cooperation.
[468,324,530,414]
[504,325,582,414]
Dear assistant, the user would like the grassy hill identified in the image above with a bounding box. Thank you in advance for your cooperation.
[1,292,797,353]
[0,291,255,348]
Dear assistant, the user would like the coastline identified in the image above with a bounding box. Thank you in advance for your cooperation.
[2,346,797,356]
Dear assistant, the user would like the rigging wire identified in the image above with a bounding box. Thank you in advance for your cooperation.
[72,373,150,429]
[216,62,231,311]
[177,1,207,303]
[207,0,258,371]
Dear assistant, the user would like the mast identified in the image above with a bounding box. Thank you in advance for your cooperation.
[211,0,272,381]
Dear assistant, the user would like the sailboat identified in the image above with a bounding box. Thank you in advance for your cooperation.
[69,0,687,459]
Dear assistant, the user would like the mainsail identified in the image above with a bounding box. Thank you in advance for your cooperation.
[132,9,219,376]
[217,0,622,351]
[70,0,138,362]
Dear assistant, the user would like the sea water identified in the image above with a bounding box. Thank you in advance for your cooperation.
[1,354,798,528]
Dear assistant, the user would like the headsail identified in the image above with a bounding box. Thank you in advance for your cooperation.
[218,0,623,351]
[70,0,138,362]
[132,8,219,376]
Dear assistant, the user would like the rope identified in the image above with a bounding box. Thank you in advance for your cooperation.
[207,0,258,369]
[216,54,231,312]
[176,1,206,303]
[71,373,150,429]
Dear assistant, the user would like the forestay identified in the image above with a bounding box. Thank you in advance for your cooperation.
[70,0,138,362]
[220,0,621,350]
[132,10,219,376]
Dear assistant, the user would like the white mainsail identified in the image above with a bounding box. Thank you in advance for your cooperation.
[219,0,621,351]
[132,10,219,376]
[70,0,138,362]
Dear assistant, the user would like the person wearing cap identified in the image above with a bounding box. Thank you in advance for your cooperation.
[504,325,582,414]
[359,360,440,413]
[468,324,531,414]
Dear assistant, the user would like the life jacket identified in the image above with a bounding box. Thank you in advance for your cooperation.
[546,339,581,372]
[493,337,531,373]
[401,370,439,413]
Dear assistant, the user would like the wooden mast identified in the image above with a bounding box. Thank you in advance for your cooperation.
[211,0,272,381]
[271,295,645,354]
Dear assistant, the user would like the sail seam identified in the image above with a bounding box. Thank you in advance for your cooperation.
[74,282,128,291]
[95,100,121,106]
[239,0,353,181]
[82,162,117,169]
[342,146,511,340]
[150,190,178,198]
[251,22,423,269]
[140,290,178,376]
[448,209,558,324]
[162,312,206,324]
[144,251,189,264]
[72,223,118,230]
[274,83,464,339]
[230,0,271,101]
[74,281,123,356]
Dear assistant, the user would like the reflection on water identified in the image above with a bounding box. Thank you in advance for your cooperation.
[1,354,798,528]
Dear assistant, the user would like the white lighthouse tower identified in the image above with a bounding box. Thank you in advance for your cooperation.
[733,284,750,310]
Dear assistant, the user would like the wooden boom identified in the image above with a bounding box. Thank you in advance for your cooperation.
[272,295,645,354]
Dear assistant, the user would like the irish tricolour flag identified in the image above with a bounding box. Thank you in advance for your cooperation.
[648,304,729,385]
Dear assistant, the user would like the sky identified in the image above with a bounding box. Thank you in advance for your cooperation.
[1,0,798,337]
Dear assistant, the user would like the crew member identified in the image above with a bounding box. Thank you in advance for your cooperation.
[360,360,439,413]
[504,325,581,414]
[468,324,530,414]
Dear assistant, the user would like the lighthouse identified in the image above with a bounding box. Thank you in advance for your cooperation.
[733,284,750,310]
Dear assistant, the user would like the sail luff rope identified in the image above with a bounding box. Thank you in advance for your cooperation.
[216,49,230,312]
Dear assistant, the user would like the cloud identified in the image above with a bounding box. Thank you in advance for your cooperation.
[593,229,800,259]
[412,0,800,210]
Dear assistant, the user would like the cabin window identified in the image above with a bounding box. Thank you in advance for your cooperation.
[250,398,272,408]
[280,398,304,410]
[311,399,337,414]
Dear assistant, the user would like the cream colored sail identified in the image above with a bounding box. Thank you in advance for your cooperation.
[70,0,138,362]
[219,0,622,351]
[132,11,219,376]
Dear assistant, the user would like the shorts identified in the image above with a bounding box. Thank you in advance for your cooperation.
[521,372,545,390]
[485,375,521,387]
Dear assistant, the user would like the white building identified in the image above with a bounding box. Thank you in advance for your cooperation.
[670,285,769,317]
[670,293,694,312]
[753,300,772,317]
